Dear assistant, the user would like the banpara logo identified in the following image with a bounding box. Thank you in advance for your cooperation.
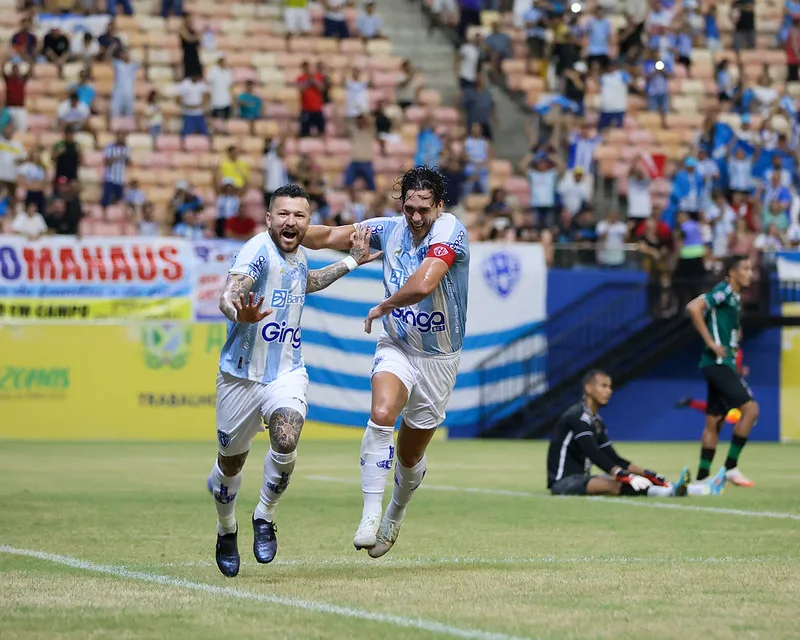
[482,251,521,298]
[141,325,192,369]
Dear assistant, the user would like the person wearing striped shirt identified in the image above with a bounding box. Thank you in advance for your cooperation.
[101,131,131,215]
[643,48,671,129]
[567,121,600,173]
[547,370,718,497]
[672,24,694,77]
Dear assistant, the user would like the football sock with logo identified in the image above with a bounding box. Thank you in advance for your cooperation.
[360,421,395,520]
[696,447,716,481]
[725,435,748,470]
[385,455,427,522]
[254,448,297,523]
[208,461,242,535]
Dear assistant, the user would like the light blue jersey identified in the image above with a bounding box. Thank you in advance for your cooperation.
[219,232,308,384]
[357,213,469,355]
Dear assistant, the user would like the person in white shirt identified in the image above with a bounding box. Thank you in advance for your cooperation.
[208,54,234,127]
[136,201,160,237]
[524,152,564,229]
[705,190,736,259]
[596,211,629,267]
[345,68,370,120]
[110,48,139,119]
[396,59,423,110]
[57,92,95,141]
[12,202,47,240]
[786,219,800,247]
[177,74,209,138]
[71,31,100,65]
[356,1,382,39]
[0,123,25,208]
[754,223,785,265]
[322,0,350,38]
[284,0,312,36]
[262,137,288,204]
[455,32,483,90]
[557,166,592,216]
[626,161,652,220]
[597,61,631,130]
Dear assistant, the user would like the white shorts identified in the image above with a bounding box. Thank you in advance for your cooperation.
[215,368,309,456]
[284,7,311,33]
[371,335,460,431]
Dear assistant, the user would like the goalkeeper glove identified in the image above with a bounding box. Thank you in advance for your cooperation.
[643,469,669,487]
[613,469,652,492]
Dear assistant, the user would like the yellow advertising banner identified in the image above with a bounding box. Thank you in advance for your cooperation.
[781,304,800,442]
[0,298,191,322]
[0,323,362,440]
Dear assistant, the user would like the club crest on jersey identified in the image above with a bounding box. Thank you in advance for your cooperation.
[432,245,449,258]
[270,288,305,308]
[482,251,521,298]
[389,269,407,286]
[217,429,231,448]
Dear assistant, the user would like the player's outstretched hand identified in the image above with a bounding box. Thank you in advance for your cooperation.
[364,304,385,334]
[642,469,669,487]
[613,469,652,492]
[349,226,383,266]
[233,292,273,324]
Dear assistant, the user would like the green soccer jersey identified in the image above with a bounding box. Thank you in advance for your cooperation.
[698,280,740,370]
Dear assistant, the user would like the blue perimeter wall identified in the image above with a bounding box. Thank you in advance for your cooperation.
[544,269,780,442]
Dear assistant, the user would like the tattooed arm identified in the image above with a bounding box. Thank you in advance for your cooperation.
[219,273,254,322]
[305,225,382,294]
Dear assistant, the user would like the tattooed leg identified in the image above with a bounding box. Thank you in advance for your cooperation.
[254,408,305,523]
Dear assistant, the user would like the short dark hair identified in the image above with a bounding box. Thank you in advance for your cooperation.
[268,183,311,210]
[582,369,609,388]
[398,165,446,206]
[724,254,749,276]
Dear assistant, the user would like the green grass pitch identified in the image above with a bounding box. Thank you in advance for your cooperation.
[2,439,799,639]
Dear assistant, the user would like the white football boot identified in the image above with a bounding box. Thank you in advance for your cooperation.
[353,514,381,550]
[368,516,403,559]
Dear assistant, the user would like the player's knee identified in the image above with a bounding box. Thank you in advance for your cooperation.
[218,452,247,476]
[370,406,399,427]
[397,450,424,468]
[743,400,759,420]
[270,408,305,454]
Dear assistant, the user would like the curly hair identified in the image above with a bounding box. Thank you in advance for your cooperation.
[396,165,446,206]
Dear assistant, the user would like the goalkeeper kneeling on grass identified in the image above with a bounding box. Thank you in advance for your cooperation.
[547,370,726,497]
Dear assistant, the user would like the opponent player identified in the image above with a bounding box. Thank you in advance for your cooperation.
[209,184,379,577]
[548,370,726,497]
[675,347,747,426]
[686,254,758,488]
[302,166,469,558]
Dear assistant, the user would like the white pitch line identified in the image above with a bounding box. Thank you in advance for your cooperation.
[588,497,800,521]
[0,545,530,640]
[306,476,800,521]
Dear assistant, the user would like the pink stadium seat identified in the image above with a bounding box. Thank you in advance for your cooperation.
[155,135,182,153]
[184,135,211,153]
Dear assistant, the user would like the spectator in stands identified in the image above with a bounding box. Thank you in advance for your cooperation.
[733,0,756,51]
[707,189,737,263]
[764,153,792,188]
[339,184,368,225]
[19,147,46,215]
[754,223,785,266]
[107,0,133,18]
[110,48,139,120]
[752,66,779,117]
[284,0,312,37]
[668,157,704,226]
[618,11,646,65]
[440,150,467,210]
[215,177,241,238]
[461,74,495,140]
[484,20,512,73]
[132,201,160,236]
[101,131,131,218]
[322,0,350,39]
[345,113,377,192]
[124,179,146,220]
[396,59,423,111]
[217,145,249,191]
[357,1,383,40]
[98,20,123,61]
[557,166,592,217]
[225,206,256,241]
[172,208,206,239]
[145,90,163,140]
[786,17,800,82]
[208,54,233,133]
[42,25,70,79]
[57,91,93,140]
[414,115,442,167]
[161,0,184,19]
[626,159,653,223]
[704,5,721,59]
[3,58,33,133]
[566,205,599,264]
[429,0,458,34]
[70,68,96,111]
[761,172,792,231]
[524,151,563,230]
[11,17,37,64]
[727,146,754,196]
[787,217,800,248]
[43,190,81,236]
[305,164,330,223]
[567,120,600,173]
[455,32,483,91]
[673,210,707,304]
[458,0,483,43]
[596,211,628,268]
[52,126,81,187]
[0,122,24,209]
[12,201,47,240]
[597,60,631,130]
[373,99,395,153]
[643,48,672,130]
[316,61,333,105]
[298,61,326,137]
[562,61,587,119]
[463,122,491,196]
[586,5,613,71]
[262,137,288,207]
[714,58,734,104]
[179,13,203,79]
[238,80,263,133]
[169,181,204,229]
[345,68,370,122]
[177,73,209,139]
[522,4,547,62]
[71,32,99,66]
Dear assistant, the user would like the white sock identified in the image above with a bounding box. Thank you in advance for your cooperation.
[646,485,674,497]
[360,420,395,519]
[385,455,427,523]
[687,483,711,496]
[208,461,242,535]
[254,448,296,523]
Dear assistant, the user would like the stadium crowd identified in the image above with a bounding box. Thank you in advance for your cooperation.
[0,0,798,278]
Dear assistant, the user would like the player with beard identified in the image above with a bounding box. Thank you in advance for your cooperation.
[208,183,381,577]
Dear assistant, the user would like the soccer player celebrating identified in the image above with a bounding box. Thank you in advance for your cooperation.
[547,370,726,497]
[686,254,758,487]
[209,184,379,578]
[302,166,469,558]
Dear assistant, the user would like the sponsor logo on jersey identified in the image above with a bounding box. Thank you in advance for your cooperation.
[247,255,267,281]
[389,268,406,286]
[270,288,305,308]
[261,321,302,349]
[482,251,521,298]
[392,307,446,333]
